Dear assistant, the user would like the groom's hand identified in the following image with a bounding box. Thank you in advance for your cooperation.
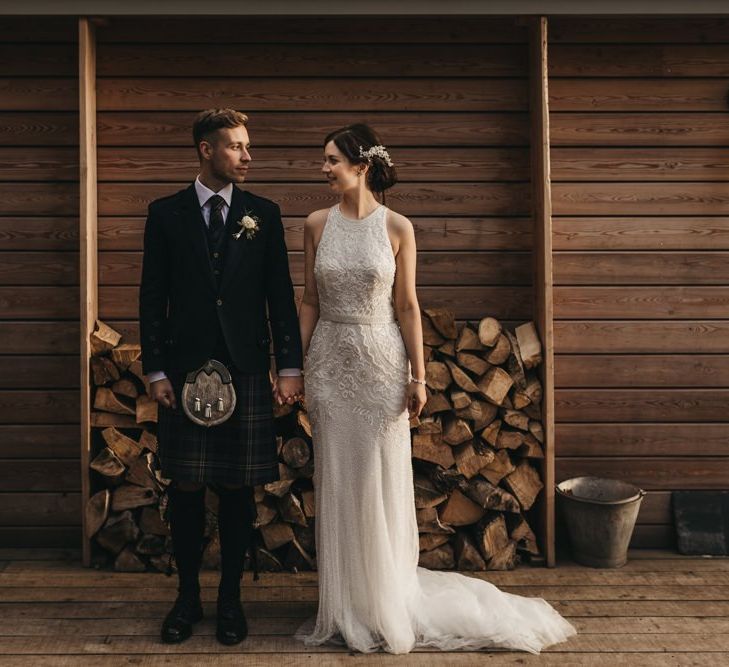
[150,378,177,410]
[276,376,304,405]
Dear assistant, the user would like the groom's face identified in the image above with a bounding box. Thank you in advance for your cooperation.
[201,125,251,184]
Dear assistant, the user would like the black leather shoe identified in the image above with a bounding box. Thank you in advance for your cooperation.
[216,596,248,645]
[161,594,203,644]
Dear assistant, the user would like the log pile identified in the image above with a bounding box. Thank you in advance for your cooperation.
[414,309,545,570]
[86,321,171,572]
[86,311,545,572]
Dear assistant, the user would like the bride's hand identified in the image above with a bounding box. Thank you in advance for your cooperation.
[405,382,427,419]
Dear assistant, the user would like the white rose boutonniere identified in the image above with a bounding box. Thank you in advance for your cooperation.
[233,211,261,240]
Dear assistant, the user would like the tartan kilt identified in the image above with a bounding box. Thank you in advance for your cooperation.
[157,367,279,486]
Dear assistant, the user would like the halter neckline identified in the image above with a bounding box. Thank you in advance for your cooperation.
[335,203,384,223]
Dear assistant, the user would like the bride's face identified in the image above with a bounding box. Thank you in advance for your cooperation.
[322,140,366,193]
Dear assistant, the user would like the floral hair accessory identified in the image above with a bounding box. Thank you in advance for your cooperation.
[358,144,394,167]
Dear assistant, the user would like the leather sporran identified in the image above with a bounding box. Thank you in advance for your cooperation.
[181,359,237,427]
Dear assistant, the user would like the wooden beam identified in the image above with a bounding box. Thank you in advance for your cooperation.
[78,17,98,568]
[528,16,556,567]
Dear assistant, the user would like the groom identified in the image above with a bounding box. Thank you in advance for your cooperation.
[139,108,304,645]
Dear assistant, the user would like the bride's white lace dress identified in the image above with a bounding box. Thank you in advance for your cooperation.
[296,203,576,654]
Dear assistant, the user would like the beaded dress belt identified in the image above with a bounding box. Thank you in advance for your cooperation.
[319,310,395,325]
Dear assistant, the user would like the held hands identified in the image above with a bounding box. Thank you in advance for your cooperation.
[150,378,177,410]
[273,375,305,406]
[406,381,427,419]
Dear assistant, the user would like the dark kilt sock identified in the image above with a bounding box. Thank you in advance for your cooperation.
[215,484,256,600]
[167,484,206,597]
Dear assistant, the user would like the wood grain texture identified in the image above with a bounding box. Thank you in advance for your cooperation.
[550,79,729,112]
[556,354,729,387]
[553,252,729,285]
[551,148,729,182]
[0,425,80,458]
[556,457,729,489]
[555,388,729,422]
[550,44,729,77]
[96,78,528,113]
[96,146,530,183]
[556,423,729,457]
[0,288,79,318]
[0,253,78,285]
[0,391,79,424]
[554,287,729,319]
[0,148,78,182]
[0,79,77,111]
[552,183,729,216]
[0,357,78,389]
[554,321,729,353]
[0,184,78,216]
[0,113,78,146]
[0,15,82,550]
[97,43,528,77]
[551,113,729,146]
[528,16,556,567]
[0,218,78,251]
[0,460,80,491]
[0,494,80,525]
[0,323,79,354]
[553,218,729,251]
[79,17,98,567]
[98,111,530,147]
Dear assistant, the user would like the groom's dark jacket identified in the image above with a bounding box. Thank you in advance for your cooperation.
[139,183,302,376]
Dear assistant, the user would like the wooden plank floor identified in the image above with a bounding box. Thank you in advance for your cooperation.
[0,549,727,665]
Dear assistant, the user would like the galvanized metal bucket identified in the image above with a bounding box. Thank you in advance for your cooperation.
[556,476,646,568]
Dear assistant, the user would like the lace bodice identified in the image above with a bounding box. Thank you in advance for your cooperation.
[303,203,409,425]
[314,203,396,324]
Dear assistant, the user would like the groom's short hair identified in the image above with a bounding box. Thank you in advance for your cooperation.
[193,108,249,159]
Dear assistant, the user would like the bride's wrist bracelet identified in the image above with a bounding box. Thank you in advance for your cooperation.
[409,376,426,386]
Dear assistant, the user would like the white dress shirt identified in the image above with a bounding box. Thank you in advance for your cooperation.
[146,176,301,383]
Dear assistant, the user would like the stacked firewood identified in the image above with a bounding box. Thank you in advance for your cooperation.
[414,309,544,570]
[251,407,317,573]
[86,311,545,572]
[85,321,174,572]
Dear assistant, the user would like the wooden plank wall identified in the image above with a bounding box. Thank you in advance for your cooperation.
[1,15,535,547]
[0,18,81,547]
[549,17,729,548]
[93,16,532,338]
[11,14,727,551]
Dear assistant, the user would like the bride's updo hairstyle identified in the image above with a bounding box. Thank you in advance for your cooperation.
[324,123,398,199]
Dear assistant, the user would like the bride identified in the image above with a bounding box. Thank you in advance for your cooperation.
[294,123,576,654]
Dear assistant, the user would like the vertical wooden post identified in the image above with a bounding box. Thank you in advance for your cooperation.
[79,17,98,567]
[528,16,556,567]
